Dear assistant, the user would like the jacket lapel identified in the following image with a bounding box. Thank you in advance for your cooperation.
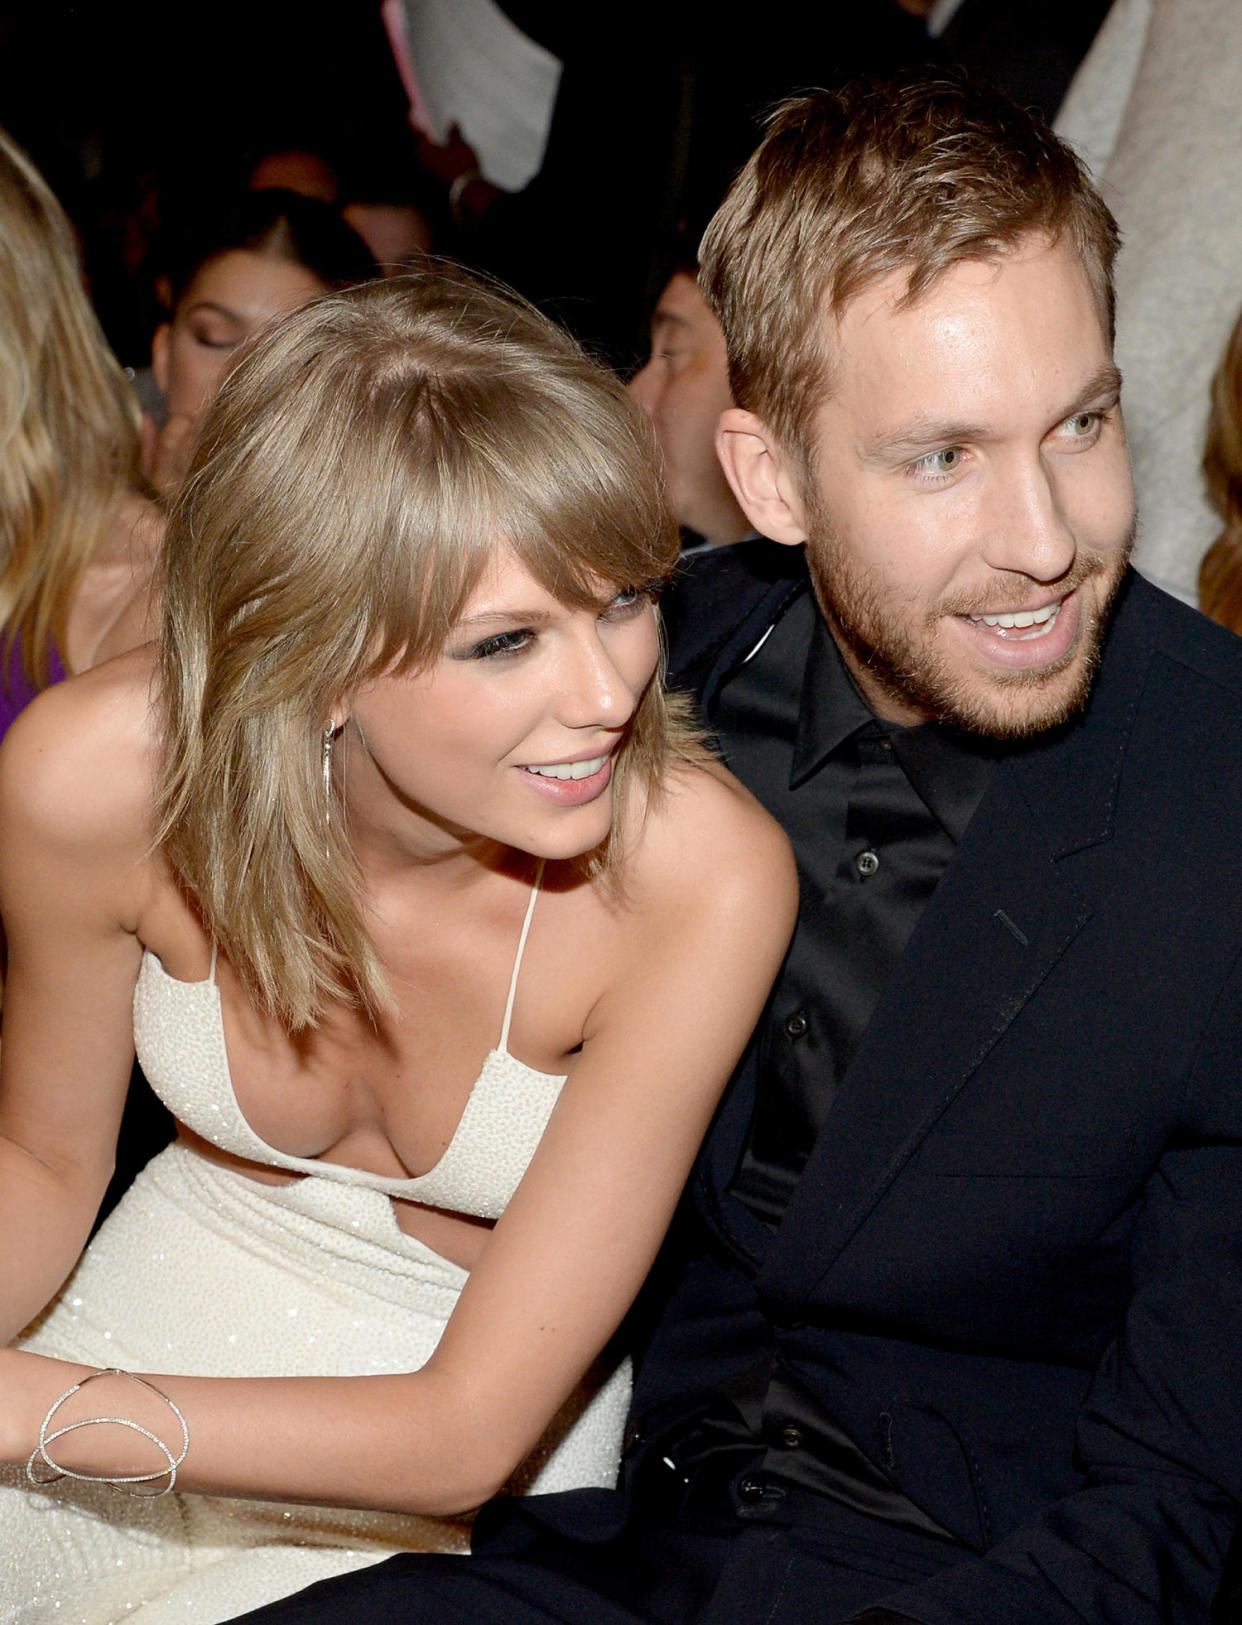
[758,574,1152,1303]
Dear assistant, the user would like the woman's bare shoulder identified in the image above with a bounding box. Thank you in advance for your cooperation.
[628,758,797,930]
[0,646,158,853]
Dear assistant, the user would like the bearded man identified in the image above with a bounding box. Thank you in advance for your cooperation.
[233,72,1242,1625]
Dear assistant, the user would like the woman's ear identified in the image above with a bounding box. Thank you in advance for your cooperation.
[715,409,809,546]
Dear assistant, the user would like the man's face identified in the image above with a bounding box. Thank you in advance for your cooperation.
[630,272,749,547]
[801,236,1135,736]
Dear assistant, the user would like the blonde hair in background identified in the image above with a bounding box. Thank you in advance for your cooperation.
[158,269,697,1030]
[0,126,143,687]
[1199,304,1242,634]
[699,72,1121,486]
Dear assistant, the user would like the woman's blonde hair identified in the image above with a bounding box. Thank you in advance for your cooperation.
[158,269,694,1029]
[0,126,143,687]
[1200,304,1242,634]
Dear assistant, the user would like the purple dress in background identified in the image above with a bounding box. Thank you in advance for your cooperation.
[0,637,66,741]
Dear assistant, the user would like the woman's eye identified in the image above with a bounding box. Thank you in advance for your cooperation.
[188,322,242,353]
[601,582,658,620]
[468,629,533,660]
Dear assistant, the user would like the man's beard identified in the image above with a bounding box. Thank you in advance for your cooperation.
[804,511,1136,739]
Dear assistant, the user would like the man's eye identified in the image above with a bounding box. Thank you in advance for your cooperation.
[911,446,964,479]
[1064,411,1101,437]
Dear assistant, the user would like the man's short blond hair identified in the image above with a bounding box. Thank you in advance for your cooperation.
[699,73,1120,479]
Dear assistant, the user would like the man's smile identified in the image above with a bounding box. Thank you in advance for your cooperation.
[965,598,1063,638]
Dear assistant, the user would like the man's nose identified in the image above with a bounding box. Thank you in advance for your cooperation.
[980,458,1078,582]
[628,358,661,417]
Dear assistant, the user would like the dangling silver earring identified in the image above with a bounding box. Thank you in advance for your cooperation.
[322,725,335,829]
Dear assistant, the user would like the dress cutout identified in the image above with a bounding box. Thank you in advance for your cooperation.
[133,858,565,1219]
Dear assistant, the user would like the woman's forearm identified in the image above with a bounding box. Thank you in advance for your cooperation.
[1,1351,527,1516]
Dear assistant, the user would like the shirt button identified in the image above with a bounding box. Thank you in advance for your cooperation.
[780,1425,803,1449]
[855,849,880,878]
[784,1012,808,1039]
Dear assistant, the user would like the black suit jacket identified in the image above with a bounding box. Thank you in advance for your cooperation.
[623,545,1242,1623]
[474,547,1242,1625]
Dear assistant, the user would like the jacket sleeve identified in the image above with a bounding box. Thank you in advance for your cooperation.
[875,954,1242,1625]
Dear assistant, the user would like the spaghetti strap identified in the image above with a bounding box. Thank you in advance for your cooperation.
[498,858,546,1054]
[208,940,219,986]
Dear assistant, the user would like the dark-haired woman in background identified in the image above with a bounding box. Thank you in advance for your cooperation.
[145,189,376,495]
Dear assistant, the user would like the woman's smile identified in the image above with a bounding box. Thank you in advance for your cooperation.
[342,548,659,863]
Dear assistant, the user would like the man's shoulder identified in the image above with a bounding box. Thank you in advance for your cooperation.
[663,539,809,693]
[1105,570,1242,713]
[1024,571,1242,863]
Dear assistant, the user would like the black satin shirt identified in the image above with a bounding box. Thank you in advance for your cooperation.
[709,589,1001,1226]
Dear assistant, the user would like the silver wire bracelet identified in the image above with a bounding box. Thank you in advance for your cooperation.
[26,1367,190,1498]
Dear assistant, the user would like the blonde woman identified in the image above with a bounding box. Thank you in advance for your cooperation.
[1199,302,1242,633]
[0,271,796,1622]
[0,127,160,737]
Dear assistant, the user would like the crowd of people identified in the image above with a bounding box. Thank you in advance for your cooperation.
[0,3,1239,1624]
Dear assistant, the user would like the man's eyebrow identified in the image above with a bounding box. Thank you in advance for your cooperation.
[861,364,1125,462]
[861,416,989,462]
[1071,363,1124,407]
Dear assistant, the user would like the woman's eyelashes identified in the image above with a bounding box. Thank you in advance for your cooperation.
[452,585,659,662]
[601,580,663,618]
[464,628,535,661]
[188,316,244,352]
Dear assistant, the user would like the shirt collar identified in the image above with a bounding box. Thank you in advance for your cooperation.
[790,594,1002,841]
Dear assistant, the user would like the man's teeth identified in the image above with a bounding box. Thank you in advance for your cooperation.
[521,755,608,781]
[969,601,1061,632]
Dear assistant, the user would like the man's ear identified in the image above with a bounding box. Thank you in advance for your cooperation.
[715,409,808,546]
[151,323,171,396]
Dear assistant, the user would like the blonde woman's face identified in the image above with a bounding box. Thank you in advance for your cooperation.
[342,547,660,862]
[153,250,328,422]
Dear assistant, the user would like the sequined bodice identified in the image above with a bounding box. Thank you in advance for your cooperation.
[132,870,567,1221]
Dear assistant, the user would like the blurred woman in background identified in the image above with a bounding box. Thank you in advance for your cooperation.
[1199,302,1242,634]
[0,127,160,739]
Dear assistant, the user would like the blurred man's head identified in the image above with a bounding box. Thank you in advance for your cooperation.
[630,268,750,549]
[703,74,1134,738]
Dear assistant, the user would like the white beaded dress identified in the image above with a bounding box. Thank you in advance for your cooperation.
[0,872,631,1624]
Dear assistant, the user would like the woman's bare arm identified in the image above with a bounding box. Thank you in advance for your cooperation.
[0,763,796,1516]
[0,661,155,1339]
